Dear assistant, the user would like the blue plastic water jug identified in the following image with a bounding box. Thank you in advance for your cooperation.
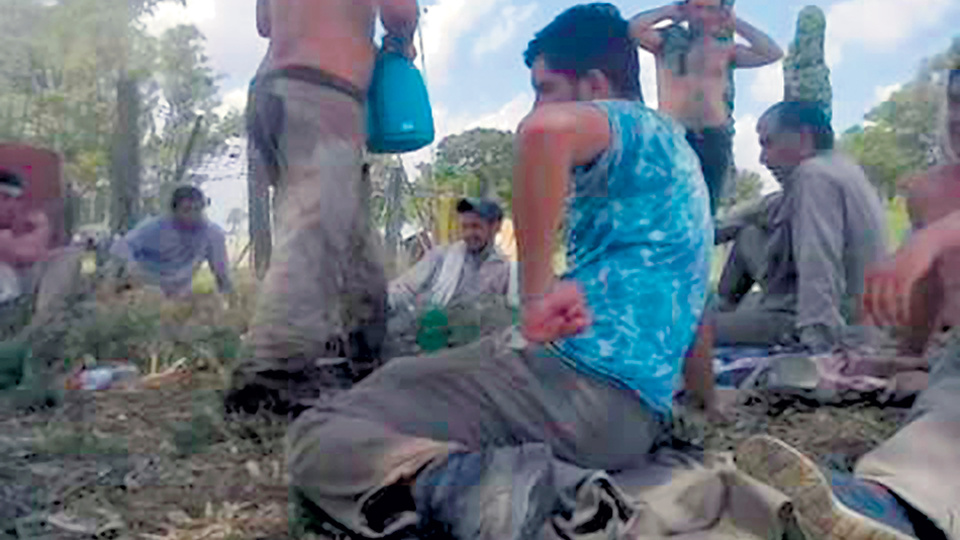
[367,50,435,154]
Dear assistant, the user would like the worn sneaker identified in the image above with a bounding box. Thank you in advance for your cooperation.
[735,435,916,540]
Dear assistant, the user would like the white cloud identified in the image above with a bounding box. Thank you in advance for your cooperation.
[639,50,658,109]
[825,0,955,68]
[403,92,533,178]
[732,114,778,194]
[144,0,216,35]
[749,61,783,106]
[420,0,506,83]
[472,3,537,59]
[464,93,533,132]
[216,87,248,117]
[873,83,902,104]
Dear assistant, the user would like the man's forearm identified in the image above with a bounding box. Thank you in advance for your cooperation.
[0,240,47,265]
[629,4,679,42]
[630,4,679,31]
[683,322,716,409]
[735,18,783,62]
[514,132,569,302]
[390,252,438,301]
[0,229,50,265]
[928,210,960,255]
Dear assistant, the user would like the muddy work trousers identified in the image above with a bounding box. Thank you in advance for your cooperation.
[227,68,388,416]
[855,330,960,539]
[287,335,666,538]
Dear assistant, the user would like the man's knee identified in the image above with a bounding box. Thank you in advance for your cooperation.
[712,309,795,347]
[34,248,85,314]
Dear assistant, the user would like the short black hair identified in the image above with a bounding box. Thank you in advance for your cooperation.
[524,3,643,101]
[763,101,835,151]
[0,169,25,198]
[170,185,206,211]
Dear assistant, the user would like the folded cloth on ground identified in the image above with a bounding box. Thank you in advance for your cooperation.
[349,446,806,539]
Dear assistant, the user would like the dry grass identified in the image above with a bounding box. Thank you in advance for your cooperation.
[0,370,909,539]
[0,265,915,539]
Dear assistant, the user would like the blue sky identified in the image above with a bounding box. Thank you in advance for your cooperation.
[147,0,959,228]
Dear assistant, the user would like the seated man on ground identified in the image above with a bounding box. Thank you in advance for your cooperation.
[734,208,960,540]
[0,166,83,390]
[386,197,515,356]
[287,4,713,538]
[711,101,888,352]
[105,186,233,300]
[630,0,783,215]
[894,68,960,355]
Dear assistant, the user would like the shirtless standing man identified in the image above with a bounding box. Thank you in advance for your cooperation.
[226,0,421,417]
[630,0,782,215]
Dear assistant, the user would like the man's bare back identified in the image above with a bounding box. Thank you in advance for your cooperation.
[260,0,417,93]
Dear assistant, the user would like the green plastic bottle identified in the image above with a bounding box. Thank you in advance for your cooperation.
[416,306,449,353]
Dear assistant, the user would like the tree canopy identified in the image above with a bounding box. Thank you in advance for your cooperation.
[0,0,236,228]
[839,36,959,199]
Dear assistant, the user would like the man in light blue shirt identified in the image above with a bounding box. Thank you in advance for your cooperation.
[108,186,232,298]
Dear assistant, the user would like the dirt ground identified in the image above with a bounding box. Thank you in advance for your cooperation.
[0,373,908,540]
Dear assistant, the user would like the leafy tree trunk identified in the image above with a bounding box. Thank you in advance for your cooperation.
[110,75,141,234]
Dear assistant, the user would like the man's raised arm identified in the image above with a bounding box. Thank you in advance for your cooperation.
[628,3,682,53]
[256,0,270,38]
[733,17,783,68]
[379,0,419,43]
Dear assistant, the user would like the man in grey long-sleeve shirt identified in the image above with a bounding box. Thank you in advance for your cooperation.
[713,101,887,351]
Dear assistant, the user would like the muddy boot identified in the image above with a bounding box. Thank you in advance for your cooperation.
[225,344,355,420]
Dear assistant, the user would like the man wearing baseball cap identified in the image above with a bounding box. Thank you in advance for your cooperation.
[386,197,515,356]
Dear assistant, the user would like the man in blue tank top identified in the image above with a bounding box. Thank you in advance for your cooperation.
[287,5,715,538]
[517,2,714,421]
